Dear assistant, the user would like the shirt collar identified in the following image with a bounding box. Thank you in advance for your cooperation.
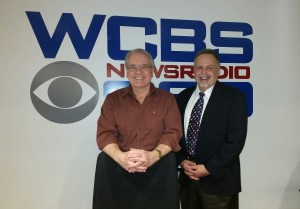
[194,84,215,98]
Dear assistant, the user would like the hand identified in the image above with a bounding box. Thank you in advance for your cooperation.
[103,144,148,173]
[126,149,148,173]
[102,144,164,173]
[180,160,209,180]
[126,149,159,173]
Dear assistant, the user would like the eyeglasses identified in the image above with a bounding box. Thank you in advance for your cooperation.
[194,65,217,71]
[127,64,152,72]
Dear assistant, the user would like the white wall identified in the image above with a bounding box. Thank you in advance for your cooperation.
[1,0,300,209]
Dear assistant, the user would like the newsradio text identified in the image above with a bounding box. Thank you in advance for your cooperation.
[107,64,250,79]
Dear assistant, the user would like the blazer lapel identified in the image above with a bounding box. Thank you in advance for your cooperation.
[180,86,196,113]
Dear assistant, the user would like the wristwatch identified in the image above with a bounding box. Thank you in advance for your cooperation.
[154,148,162,159]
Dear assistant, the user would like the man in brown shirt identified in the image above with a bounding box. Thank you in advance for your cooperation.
[93,48,182,209]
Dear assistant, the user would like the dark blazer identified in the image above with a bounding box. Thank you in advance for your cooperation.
[176,80,248,195]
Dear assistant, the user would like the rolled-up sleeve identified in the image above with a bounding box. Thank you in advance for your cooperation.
[96,96,118,150]
[158,95,182,152]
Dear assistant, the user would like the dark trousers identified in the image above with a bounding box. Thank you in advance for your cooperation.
[179,181,239,209]
[93,152,179,209]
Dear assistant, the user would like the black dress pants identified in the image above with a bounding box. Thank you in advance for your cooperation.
[93,152,179,209]
[179,181,239,209]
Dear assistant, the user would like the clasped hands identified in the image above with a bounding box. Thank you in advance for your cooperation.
[180,160,210,180]
[118,148,158,173]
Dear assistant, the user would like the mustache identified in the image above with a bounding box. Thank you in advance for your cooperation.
[197,74,210,79]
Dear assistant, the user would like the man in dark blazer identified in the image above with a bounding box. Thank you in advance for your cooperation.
[176,49,248,209]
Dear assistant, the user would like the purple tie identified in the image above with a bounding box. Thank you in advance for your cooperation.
[186,92,205,156]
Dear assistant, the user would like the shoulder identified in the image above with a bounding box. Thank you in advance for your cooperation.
[154,87,176,100]
[216,81,245,97]
[213,82,246,106]
[177,85,197,99]
[104,87,129,104]
[107,86,128,97]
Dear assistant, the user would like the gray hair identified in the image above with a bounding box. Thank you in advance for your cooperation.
[125,48,155,68]
[194,48,220,67]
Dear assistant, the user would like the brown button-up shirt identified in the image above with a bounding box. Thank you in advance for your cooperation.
[96,83,182,152]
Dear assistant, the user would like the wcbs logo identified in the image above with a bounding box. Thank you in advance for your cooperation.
[26,11,253,122]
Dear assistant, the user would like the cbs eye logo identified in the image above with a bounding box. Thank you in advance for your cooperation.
[30,61,99,124]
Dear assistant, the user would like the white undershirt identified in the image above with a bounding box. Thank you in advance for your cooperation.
[184,85,214,138]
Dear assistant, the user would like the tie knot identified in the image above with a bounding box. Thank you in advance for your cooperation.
[199,92,205,98]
